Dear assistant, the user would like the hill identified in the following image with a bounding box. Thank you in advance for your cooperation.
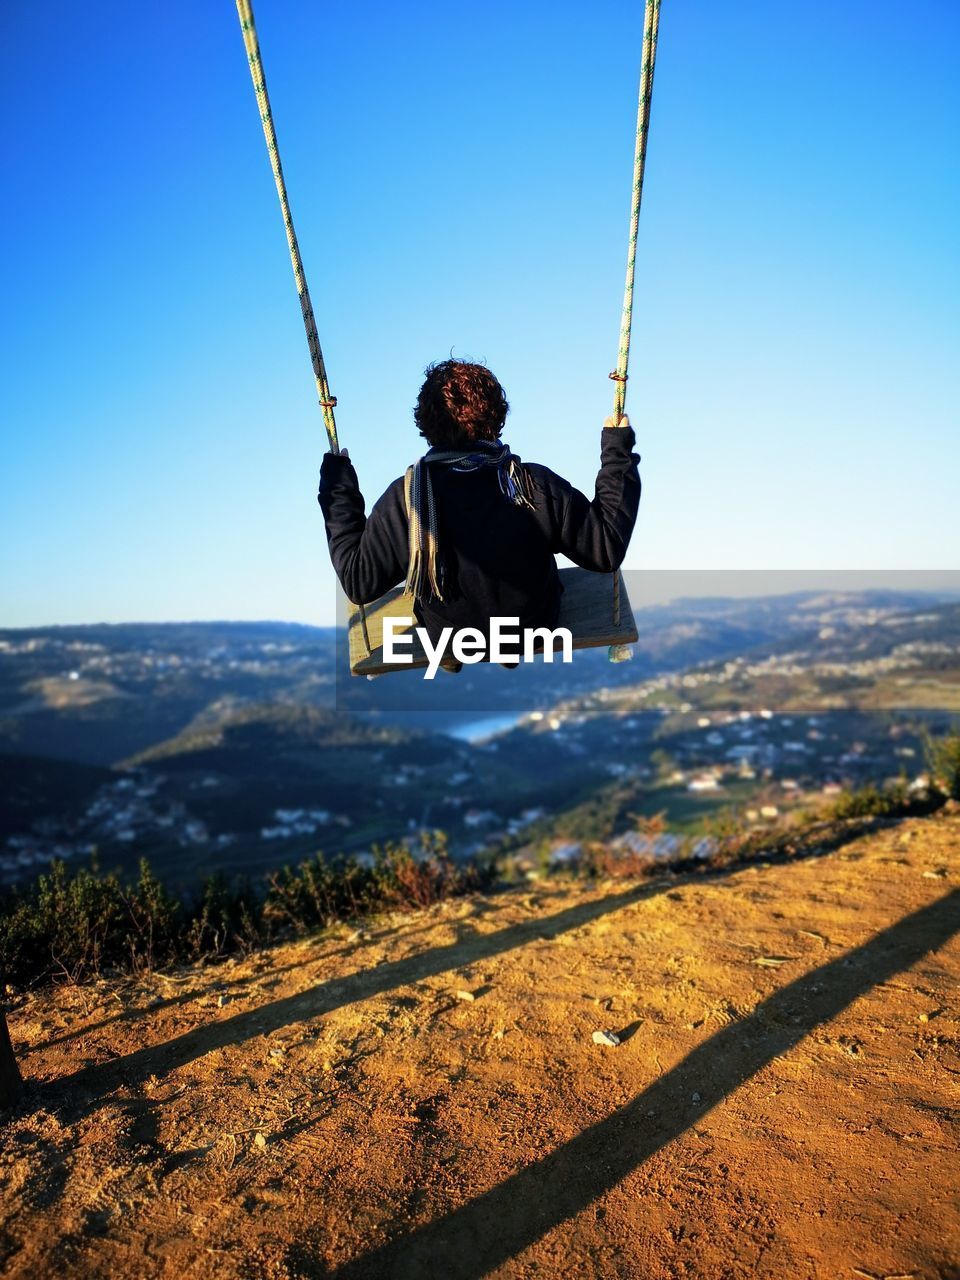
[0,755,111,843]
[3,593,959,891]
[4,593,953,766]
[2,810,958,1278]
[0,622,340,766]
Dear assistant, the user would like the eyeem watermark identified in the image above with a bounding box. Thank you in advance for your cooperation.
[383,616,573,679]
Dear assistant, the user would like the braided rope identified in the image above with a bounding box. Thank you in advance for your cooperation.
[607,0,661,659]
[237,0,376,657]
[611,0,661,424]
[235,0,339,452]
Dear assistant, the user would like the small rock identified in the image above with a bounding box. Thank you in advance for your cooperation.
[217,995,230,1008]
[253,1132,267,1149]
[456,990,476,1003]
[691,1092,701,1103]
[592,1029,620,1047]
[923,868,948,879]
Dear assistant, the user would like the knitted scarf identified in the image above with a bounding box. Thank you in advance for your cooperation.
[403,440,535,603]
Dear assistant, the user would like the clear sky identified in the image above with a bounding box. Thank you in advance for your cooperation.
[2,0,958,627]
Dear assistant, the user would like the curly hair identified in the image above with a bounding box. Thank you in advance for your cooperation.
[414,359,509,448]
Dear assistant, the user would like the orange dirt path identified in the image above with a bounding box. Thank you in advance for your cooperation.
[2,815,958,1279]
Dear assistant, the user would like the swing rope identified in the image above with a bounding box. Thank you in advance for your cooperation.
[611,0,661,424]
[235,0,340,454]
[608,0,661,661]
[236,0,375,654]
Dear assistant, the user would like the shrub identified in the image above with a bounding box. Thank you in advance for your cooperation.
[828,781,911,821]
[265,855,372,933]
[185,873,264,961]
[119,859,182,974]
[924,731,960,799]
[0,833,494,991]
[584,843,656,880]
[0,858,184,986]
[370,831,488,910]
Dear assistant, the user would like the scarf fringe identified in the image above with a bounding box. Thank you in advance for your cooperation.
[404,442,533,604]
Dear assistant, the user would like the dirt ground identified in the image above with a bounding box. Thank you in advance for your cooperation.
[2,814,959,1280]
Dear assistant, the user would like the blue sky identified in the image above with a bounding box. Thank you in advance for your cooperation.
[2,0,958,627]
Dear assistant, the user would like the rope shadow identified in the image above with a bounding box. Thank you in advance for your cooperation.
[327,888,960,1280]
[39,819,890,1123]
[29,909,495,1053]
[46,883,649,1121]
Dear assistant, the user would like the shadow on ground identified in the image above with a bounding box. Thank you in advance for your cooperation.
[29,905,506,1053]
[327,888,959,1279]
[36,818,892,1125]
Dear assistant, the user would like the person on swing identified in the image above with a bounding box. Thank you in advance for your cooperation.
[318,358,640,650]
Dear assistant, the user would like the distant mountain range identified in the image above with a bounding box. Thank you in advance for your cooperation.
[1,591,958,890]
[3,589,957,764]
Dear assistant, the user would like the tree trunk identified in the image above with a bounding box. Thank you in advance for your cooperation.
[0,997,22,1109]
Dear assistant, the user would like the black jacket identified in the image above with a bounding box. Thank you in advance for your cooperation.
[318,426,641,642]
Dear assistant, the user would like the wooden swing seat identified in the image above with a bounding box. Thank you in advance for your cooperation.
[347,567,637,676]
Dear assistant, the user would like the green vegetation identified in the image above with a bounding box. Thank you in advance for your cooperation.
[925,730,960,799]
[265,832,488,931]
[2,733,956,993]
[826,781,913,821]
[0,835,491,990]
